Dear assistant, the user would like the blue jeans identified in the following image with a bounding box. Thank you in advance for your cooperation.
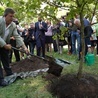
[71,31,81,55]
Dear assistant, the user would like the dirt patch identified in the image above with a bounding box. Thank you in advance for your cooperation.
[47,74,98,98]
[10,56,49,73]
[8,56,98,97]
[9,55,63,77]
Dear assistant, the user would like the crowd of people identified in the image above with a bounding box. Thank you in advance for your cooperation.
[18,13,97,60]
[0,7,98,87]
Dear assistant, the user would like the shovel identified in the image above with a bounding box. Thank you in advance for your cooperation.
[11,46,48,62]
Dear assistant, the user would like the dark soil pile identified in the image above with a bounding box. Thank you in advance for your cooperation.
[10,56,49,73]
[10,55,63,77]
[48,74,98,98]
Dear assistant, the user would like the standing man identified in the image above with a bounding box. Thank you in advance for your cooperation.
[0,8,29,86]
[28,22,36,54]
[35,17,47,58]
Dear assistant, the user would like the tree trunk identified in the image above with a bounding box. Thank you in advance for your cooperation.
[77,10,85,79]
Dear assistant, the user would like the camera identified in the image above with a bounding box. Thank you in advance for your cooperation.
[13,20,19,25]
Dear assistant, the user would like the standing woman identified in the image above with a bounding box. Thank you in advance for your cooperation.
[45,20,53,52]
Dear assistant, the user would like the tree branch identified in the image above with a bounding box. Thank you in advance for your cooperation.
[91,0,98,22]
[76,0,81,7]
[81,1,87,13]
[45,1,70,10]
[0,1,4,6]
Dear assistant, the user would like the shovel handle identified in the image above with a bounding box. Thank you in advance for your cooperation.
[12,46,26,53]
[11,46,48,62]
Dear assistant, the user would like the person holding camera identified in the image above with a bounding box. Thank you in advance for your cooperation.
[9,18,21,63]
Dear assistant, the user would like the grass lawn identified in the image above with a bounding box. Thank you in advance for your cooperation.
[0,49,98,98]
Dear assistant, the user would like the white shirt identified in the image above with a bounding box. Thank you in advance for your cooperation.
[91,25,97,40]
[45,25,53,36]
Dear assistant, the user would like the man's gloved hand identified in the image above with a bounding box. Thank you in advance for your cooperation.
[4,44,12,50]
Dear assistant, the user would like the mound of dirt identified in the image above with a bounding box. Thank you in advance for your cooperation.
[9,56,63,77]
[10,56,49,73]
[48,74,98,98]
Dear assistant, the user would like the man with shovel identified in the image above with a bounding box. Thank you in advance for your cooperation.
[0,8,29,87]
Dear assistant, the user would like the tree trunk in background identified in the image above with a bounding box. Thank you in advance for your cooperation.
[77,1,85,79]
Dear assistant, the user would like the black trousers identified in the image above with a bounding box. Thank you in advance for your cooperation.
[37,39,45,58]
[53,40,58,52]
[9,39,20,63]
[0,48,13,80]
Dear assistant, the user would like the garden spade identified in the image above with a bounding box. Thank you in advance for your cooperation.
[11,46,48,62]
